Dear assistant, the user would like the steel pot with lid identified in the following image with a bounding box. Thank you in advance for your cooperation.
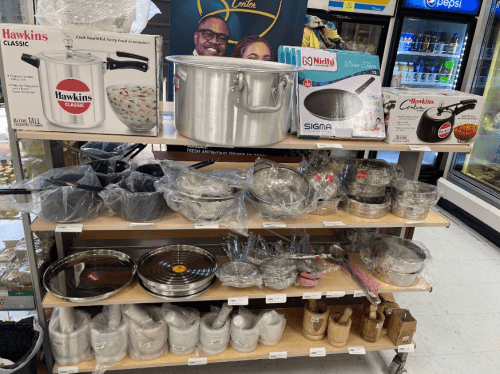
[416,99,477,143]
[21,36,149,129]
[166,56,301,147]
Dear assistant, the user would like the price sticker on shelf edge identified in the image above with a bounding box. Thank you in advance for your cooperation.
[263,222,286,228]
[409,145,432,152]
[309,347,326,357]
[316,143,343,149]
[353,290,364,298]
[348,346,366,355]
[323,221,345,227]
[130,222,154,227]
[228,296,248,306]
[58,367,79,374]
[342,0,355,11]
[266,294,287,304]
[269,351,287,359]
[302,292,322,300]
[188,358,207,366]
[398,344,415,353]
[55,224,83,233]
[195,222,219,229]
[326,291,346,298]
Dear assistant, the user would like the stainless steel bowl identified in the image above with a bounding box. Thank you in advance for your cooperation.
[391,179,438,205]
[374,268,423,287]
[373,236,427,273]
[344,180,386,198]
[344,194,391,219]
[175,170,233,198]
[391,200,431,220]
[246,190,315,219]
[217,262,261,288]
[344,159,394,186]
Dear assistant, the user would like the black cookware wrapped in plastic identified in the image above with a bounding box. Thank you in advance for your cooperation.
[87,159,133,186]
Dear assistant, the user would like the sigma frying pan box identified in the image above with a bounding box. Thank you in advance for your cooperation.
[282,47,385,140]
[0,25,162,136]
[382,88,485,145]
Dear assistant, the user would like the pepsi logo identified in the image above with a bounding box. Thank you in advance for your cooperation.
[55,79,92,115]
[425,0,436,7]
[438,122,452,138]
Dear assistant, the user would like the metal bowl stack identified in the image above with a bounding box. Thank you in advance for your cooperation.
[216,262,262,288]
[344,194,391,219]
[138,245,218,300]
[260,257,297,290]
[391,179,439,219]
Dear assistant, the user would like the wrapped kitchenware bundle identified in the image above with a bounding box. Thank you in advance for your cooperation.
[123,304,168,360]
[390,179,441,219]
[199,304,232,356]
[216,261,262,289]
[341,228,377,254]
[360,235,431,287]
[260,257,297,290]
[5,165,106,223]
[99,171,168,222]
[90,305,129,372]
[154,161,252,235]
[13,236,53,263]
[162,303,200,355]
[79,142,136,164]
[344,195,391,219]
[49,307,92,365]
[257,310,286,346]
[87,159,133,187]
[246,159,319,220]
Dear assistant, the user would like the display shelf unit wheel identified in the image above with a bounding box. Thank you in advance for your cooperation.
[388,351,409,374]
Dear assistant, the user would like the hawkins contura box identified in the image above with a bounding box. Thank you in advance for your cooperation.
[0,25,162,136]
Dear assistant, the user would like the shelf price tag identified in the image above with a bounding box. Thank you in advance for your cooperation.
[195,222,219,229]
[353,290,365,298]
[269,351,287,359]
[58,367,79,374]
[342,0,355,11]
[309,347,326,357]
[409,145,432,152]
[323,221,345,227]
[302,292,322,300]
[263,222,286,228]
[188,358,207,366]
[55,224,83,233]
[228,296,248,306]
[398,344,415,353]
[130,222,154,227]
[266,294,287,304]
[326,291,346,298]
[348,346,366,355]
[405,221,425,225]
[316,143,343,149]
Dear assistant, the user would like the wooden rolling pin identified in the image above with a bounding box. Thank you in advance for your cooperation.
[338,307,353,325]
[369,304,377,320]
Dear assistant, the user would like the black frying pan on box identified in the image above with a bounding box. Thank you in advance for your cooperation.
[304,77,376,121]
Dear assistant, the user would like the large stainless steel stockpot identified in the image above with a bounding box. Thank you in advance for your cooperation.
[166,56,301,147]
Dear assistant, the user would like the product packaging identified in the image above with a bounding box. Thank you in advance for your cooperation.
[230,307,260,353]
[387,309,417,346]
[162,303,200,355]
[280,46,385,140]
[198,305,232,356]
[382,88,486,145]
[0,25,162,136]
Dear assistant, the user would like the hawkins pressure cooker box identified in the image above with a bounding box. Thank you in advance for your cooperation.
[382,88,486,145]
[281,46,385,140]
[0,25,162,136]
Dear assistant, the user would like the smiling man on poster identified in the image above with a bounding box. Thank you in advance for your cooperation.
[193,15,230,56]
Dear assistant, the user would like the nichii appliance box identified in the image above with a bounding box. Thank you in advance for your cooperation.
[281,46,385,140]
[382,88,486,145]
[0,25,162,136]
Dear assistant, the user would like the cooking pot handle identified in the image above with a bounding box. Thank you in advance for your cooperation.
[21,53,40,68]
[236,74,291,114]
[454,103,476,115]
[115,51,149,62]
[107,58,148,72]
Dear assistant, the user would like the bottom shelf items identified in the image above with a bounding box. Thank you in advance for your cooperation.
[53,306,410,373]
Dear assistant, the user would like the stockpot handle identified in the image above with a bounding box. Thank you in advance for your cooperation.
[236,73,291,114]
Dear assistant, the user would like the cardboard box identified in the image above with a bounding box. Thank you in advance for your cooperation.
[387,309,417,346]
[0,25,162,136]
[382,88,486,145]
[281,47,385,140]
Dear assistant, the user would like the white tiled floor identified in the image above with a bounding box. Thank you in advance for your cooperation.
[128,209,500,374]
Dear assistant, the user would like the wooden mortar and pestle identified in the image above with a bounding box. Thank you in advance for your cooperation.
[303,299,329,341]
[327,306,353,347]
[360,304,385,343]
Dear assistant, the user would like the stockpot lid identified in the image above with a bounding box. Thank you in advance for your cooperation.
[425,108,454,121]
[166,55,302,73]
[41,50,100,64]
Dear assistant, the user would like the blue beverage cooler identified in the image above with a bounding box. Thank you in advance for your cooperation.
[384,0,482,89]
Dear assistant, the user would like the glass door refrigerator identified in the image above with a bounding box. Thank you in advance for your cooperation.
[383,0,482,90]
[306,0,397,63]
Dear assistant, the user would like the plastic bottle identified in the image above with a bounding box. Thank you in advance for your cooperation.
[404,62,414,83]
[418,59,428,83]
[399,33,407,51]
[439,60,454,84]
[430,32,438,53]
[391,63,402,87]
[448,33,460,55]
[427,60,438,83]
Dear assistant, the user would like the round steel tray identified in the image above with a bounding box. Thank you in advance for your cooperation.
[138,245,218,292]
[138,277,215,301]
[43,249,137,303]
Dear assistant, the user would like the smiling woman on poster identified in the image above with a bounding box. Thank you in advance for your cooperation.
[193,15,230,56]
[231,35,274,61]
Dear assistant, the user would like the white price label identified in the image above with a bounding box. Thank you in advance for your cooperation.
[130,222,155,226]
[188,358,207,366]
[309,347,326,357]
[211,339,223,345]
[311,317,320,323]
[376,323,383,329]
[323,221,346,227]
[348,346,366,355]
[0,291,8,297]
[353,291,365,298]
[58,367,79,374]
[266,294,287,304]
[269,351,287,359]
[55,224,83,233]
[409,145,432,152]
[405,221,425,225]
[263,222,286,228]
[316,143,343,149]
[398,344,415,353]
[195,222,220,229]
[326,291,346,298]
[228,296,248,306]
[302,292,322,300]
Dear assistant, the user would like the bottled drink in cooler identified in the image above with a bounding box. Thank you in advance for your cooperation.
[430,33,438,53]
[391,63,402,87]
[404,33,415,51]
[436,32,447,54]
[421,33,431,52]
[399,33,407,51]
[448,33,460,55]
[427,60,438,83]
[413,34,423,52]
[404,62,414,83]
[439,60,454,83]
[417,58,427,83]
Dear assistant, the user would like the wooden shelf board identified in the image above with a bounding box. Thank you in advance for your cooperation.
[52,307,406,372]
[32,208,449,232]
[42,255,431,308]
